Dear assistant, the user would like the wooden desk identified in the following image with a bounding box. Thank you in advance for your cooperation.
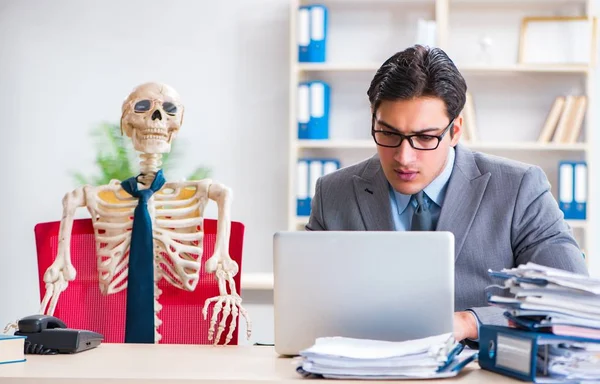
[0,344,520,383]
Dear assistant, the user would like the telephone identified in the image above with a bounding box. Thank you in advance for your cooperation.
[14,315,103,355]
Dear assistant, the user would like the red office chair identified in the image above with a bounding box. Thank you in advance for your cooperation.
[34,218,245,345]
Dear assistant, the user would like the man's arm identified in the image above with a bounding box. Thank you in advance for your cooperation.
[305,177,325,231]
[511,166,588,274]
[463,165,588,341]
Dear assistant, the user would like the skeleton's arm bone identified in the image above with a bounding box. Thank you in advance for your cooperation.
[40,187,86,315]
[204,182,234,275]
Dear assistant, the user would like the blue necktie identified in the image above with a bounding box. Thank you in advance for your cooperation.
[411,191,433,231]
[120,169,166,343]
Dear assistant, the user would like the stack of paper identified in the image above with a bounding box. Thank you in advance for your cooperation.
[488,262,600,334]
[540,340,600,381]
[296,333,477,380]
[488,262,600,380]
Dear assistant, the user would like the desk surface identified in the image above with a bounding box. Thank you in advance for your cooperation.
[0,344,520,384]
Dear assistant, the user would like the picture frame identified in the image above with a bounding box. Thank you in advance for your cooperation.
[518,16,598,66]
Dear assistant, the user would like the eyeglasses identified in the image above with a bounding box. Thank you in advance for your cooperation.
[371,118,455,150]
[133,99,179,116]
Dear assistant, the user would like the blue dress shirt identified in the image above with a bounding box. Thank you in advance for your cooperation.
[388,146,455,231]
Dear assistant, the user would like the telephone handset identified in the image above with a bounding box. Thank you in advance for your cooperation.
[14,314,104,354]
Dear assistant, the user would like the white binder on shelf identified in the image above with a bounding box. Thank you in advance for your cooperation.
[297,81,330,140]
[297,82,310,139]
[297,5,328,63]
[558,161,587,220]
[297,160,310,217]
[296,158,341,217]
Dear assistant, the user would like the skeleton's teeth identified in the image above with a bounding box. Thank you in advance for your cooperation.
[142,135,167,140]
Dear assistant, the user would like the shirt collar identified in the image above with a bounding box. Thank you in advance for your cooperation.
[389,146,455,213]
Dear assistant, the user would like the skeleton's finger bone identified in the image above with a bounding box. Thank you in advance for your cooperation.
[225,303,239,345]
[214,297,232,345]
[202,297,219,320]
[239,305,252,340]
[209,298,225,342]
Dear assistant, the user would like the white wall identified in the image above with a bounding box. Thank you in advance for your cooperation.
[0,0,288,343]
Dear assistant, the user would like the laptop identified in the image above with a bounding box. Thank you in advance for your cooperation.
[272,230,455,356]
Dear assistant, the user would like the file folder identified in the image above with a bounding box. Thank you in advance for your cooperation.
[558,161,587,220]
[297,5,328,63]
[479,324,600,382]
[297,81,330,140]
[296,158,340,217]
[573,161,587,220]
[322,159,340,176]
[297,159,310,217]
[308,81,330,139]
[297,82,310,139]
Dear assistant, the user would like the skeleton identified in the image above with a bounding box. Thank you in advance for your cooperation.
[37,82,251,345]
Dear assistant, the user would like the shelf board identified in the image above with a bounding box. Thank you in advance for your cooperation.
[459,64,590,74]
[466,142,588,151]
[451,0,587,6]
[297,63,590,74]
[566,220,587,229]
[297,63,381,72]
[297,139,374,149]
[241,273,274,290]
[296,139,588,151]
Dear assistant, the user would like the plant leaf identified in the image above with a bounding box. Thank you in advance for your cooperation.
[72,122,211,186]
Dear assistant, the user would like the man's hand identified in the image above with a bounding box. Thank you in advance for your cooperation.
[453,311,478,341]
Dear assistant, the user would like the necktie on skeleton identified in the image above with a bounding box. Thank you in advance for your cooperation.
[410,191,434,231]
[120,169,166,343]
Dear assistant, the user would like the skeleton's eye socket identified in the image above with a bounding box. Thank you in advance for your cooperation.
[163,102,177,115]
[134,100,152,113]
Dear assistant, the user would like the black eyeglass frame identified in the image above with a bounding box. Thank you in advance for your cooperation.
[371,116,456,151]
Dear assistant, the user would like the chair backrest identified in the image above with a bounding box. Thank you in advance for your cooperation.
[34,218,245,345]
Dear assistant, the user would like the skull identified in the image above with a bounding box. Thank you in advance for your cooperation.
[120,82,184,154]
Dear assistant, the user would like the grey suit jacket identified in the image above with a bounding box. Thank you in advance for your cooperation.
[306,143,588,328]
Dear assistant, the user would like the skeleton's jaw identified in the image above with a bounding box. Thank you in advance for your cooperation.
[132,129,172,154]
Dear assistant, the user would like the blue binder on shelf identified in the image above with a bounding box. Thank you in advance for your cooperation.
[296,158,340,217]
[479,325,600,382]
[297,159,311,217]
[558,160,587,220]
[297,4,328,63]
[297,82,311,139]
[297,81,330,140]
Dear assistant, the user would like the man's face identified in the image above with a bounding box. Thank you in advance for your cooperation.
[373,97,462,195]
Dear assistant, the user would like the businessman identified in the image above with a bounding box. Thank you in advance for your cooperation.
[305,44,588,343]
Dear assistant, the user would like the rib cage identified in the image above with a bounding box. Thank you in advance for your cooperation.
[153,181,209,291]
[84,179,210,296]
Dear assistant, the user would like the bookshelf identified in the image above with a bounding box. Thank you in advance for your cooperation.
[287,0,598,275]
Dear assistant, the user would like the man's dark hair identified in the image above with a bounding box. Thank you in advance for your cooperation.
[367,45,467,134]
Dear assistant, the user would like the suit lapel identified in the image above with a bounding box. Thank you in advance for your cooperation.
[436,144,490,260]
[352,155,395,231]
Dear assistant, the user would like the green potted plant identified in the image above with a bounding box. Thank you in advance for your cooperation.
[71,122,210,186]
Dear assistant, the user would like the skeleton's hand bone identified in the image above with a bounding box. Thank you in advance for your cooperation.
[39,257,76,316]
[202,259,251,345]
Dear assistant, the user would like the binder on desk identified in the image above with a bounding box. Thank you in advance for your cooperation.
[558,161,587,220]
[297,5,328,63]
[479,325,600,382]
[297,81,330,140]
